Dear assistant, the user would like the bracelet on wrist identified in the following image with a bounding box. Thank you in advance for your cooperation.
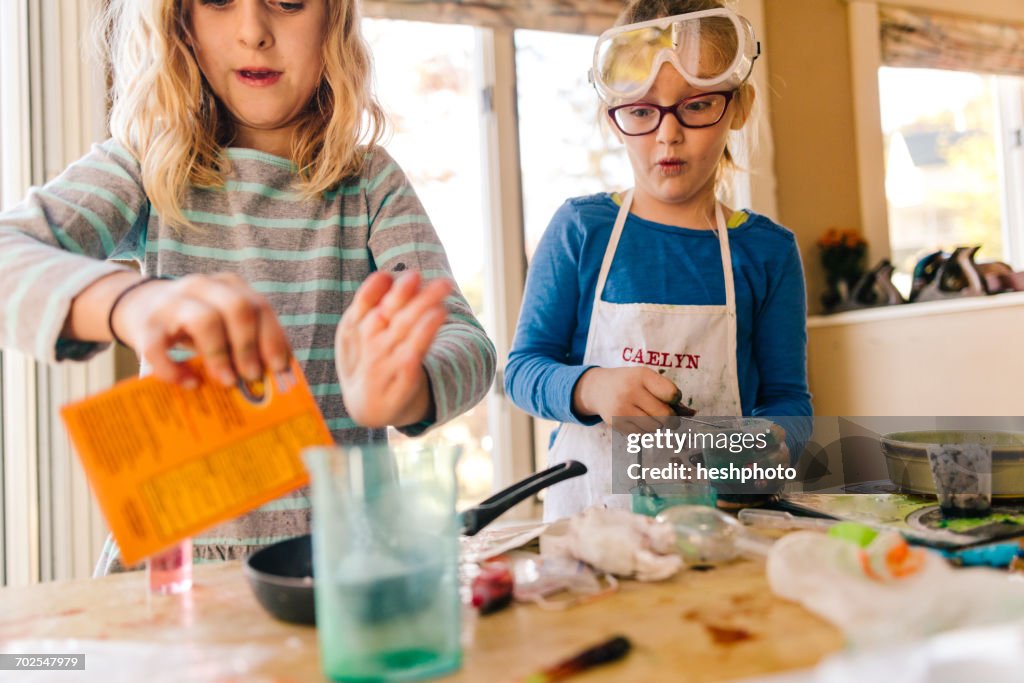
[107,275,172,348]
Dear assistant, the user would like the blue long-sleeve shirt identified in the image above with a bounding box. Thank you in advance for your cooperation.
[505,193,811,451]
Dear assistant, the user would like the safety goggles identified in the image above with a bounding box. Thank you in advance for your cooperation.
[589,8,760,105]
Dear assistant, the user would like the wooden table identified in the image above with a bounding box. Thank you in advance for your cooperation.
[0,559,842,682]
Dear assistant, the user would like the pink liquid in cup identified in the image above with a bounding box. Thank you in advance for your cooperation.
[148,539,193,595]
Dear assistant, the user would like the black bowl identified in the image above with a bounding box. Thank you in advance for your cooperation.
[243,534,316,625]
[242,461,588,625]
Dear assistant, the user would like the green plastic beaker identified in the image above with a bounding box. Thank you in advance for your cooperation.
[304,443,462,682]
[630,481,717,517]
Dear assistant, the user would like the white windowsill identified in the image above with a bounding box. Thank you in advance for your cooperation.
[808,290,1024,328]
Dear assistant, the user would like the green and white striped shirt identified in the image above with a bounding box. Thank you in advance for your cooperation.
[0,140,496,563]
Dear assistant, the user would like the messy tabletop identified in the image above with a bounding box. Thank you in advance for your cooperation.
[0,553,840,683]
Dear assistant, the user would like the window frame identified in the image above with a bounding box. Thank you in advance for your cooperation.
[847,0,1024,269]
[1,0,38,590]
[476,27,538,515]
[998,79,1024,266]
[0,0,114,587]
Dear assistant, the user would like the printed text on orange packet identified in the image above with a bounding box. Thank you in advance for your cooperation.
[61,358,333,565]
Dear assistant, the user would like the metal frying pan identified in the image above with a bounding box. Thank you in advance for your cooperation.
[244,459,587,625]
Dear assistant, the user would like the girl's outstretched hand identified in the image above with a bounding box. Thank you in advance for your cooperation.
[110,273,293,389]
[335,271,452,428]
[572,366,682,433]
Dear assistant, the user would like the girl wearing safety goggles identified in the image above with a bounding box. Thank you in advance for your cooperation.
[505,0,811,520]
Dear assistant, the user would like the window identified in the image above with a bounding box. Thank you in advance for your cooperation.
[879,66,1024,292]
[363,22,644,502]
[1,1,113,586]
[515,29,632,260]
[0,0,31,589]
[873,5,1024,293]
[515,29,632,467]
[363,19,496,507]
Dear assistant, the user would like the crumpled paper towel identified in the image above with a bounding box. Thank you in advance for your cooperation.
[540,506,681,581]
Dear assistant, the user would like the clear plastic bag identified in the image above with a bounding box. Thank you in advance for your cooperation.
[767,531,1024,648]
[510,552,618,610]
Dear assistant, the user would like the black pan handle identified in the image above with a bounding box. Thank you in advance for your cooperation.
[459,460,587,536]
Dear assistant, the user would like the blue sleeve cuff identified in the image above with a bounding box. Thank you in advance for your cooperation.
[395,419,433,437]
[55,338,111,362]
[556,364,602,426]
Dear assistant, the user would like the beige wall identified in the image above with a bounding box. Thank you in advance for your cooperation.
[762,0,862,314]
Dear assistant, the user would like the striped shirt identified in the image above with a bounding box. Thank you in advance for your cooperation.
[0,140,496,563]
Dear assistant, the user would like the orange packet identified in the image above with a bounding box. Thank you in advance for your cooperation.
[60,357,333,565]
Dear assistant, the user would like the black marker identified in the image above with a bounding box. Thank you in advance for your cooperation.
[522,635,632,682]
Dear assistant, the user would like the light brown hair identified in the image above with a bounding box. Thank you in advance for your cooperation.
[610,0,758,187]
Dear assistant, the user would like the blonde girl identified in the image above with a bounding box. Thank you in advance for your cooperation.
[0,0,495,562]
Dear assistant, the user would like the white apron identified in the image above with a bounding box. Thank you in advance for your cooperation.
[544,189,743,521]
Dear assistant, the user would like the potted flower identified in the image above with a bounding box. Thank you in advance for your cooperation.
[818,227,867,311]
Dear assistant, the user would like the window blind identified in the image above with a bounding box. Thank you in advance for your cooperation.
[880,4,1024,76]
[0,0,112,588]
[363,0,625,34]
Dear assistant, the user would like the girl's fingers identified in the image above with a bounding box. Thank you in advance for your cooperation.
[380,278,453,349]
[338,274,452,425]
[341,272,393,329]
[185,305,235,386]
[368,304,446,412]
[377,271,422,321]
[641,370,682,405]
[398,278,453,319]
[210,272,292,376]
[116,272,289,389]
[254,296,292,374]
[423,277,454,303]
[187,275,263,381]
[141,297,232,386]
[141,328,195,386]
[635,389,675,420]
[355,304,390,353]
[337,272,392,373]
[393,305,447,367]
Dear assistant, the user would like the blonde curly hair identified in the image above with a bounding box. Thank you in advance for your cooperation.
[98,0,386,230]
